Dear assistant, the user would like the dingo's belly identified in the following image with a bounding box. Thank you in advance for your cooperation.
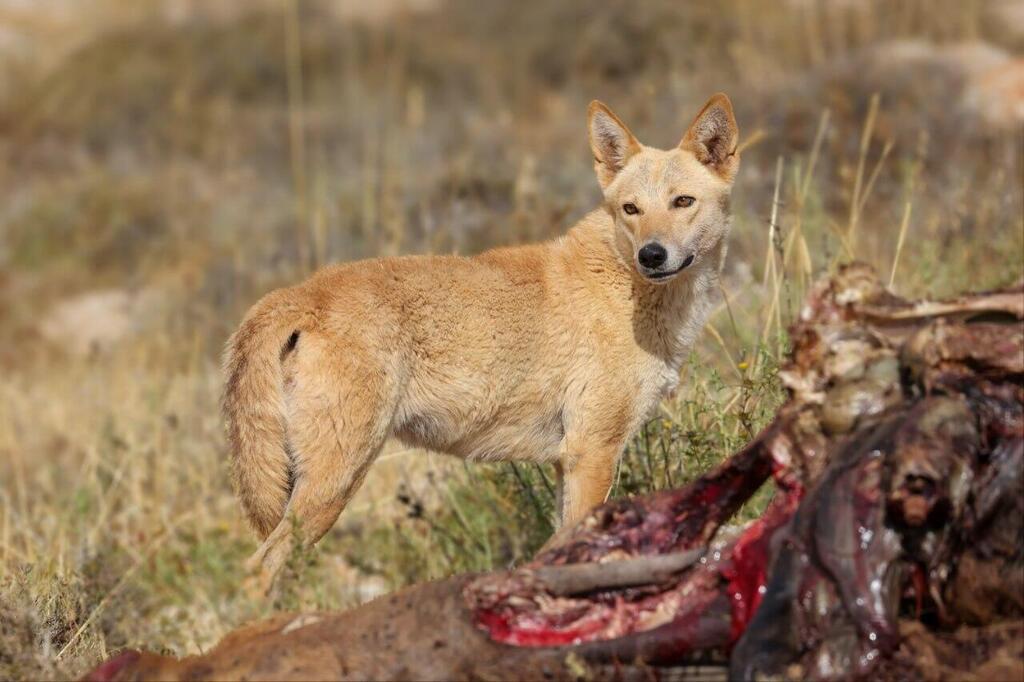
[392,370,566,463]
[395,410,565,463]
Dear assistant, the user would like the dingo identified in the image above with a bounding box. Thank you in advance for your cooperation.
[224,94,740,587]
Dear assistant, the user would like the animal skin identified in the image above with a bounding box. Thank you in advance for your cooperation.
[222,94,740,590]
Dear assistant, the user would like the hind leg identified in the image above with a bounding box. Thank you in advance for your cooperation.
[247,337,398,593]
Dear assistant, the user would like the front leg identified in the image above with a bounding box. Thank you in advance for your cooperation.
[560,439,626,527]
[535,441,621,555]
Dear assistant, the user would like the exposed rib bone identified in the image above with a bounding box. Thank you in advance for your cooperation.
[532,547,707,596]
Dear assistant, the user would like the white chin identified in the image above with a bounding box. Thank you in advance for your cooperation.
[642,271,680,284]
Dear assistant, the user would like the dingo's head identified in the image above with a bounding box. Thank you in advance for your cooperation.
[588,94,739,284]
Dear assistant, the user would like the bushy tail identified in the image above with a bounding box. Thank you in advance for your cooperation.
[222,294,304,539]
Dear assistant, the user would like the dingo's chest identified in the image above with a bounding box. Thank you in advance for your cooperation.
[625,354,685,425]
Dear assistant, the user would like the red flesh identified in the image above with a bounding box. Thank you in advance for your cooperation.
[473,441,801,650]
[723,481,803,642]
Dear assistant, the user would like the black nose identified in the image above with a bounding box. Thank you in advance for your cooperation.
[637,242,668,269]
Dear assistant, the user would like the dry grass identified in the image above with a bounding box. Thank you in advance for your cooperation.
[1,0,1022,678]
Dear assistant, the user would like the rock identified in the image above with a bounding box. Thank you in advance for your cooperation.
[39,288,164,356]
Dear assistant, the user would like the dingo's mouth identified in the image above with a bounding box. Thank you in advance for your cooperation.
[644,253,695,282]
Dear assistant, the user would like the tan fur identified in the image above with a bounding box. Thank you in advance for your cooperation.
[223,94,740,589]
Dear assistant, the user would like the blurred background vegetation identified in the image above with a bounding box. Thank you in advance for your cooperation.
[0,0,1021,677]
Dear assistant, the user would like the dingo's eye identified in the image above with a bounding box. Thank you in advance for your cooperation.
[622,203,639,215]
[673,195,695,208]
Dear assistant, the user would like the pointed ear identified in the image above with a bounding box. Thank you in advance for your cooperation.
[588,100,642,189]
[680,93,739,182]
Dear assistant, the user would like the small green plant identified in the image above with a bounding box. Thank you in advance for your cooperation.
[351,464,558,584]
